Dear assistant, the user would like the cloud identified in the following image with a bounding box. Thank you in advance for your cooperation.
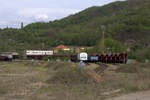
[0,0,124,28]
[0,21,8,26]
[35,14,49,20]
[0,21,20,28]
[18,8,80,21]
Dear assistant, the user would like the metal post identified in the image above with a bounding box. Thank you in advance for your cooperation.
[101,25,105,53]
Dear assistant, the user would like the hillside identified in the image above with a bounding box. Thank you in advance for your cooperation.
[0,0,150,52]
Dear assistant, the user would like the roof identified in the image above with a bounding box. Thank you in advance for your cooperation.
[55,45,68,49]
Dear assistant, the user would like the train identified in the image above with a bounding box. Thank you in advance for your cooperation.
[0,55,12,61]
[0,52,19,61]
[0,50,128,64]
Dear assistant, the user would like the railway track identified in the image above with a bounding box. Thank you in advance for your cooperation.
[85,63,109,83]
[95,63,109,74]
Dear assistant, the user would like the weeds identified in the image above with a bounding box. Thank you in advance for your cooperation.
[0,62,150,100]
[47,66,91,85]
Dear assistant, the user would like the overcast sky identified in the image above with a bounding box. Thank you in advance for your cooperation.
[0,0,124,28]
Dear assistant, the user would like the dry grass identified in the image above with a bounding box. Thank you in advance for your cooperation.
[0,61,150,100]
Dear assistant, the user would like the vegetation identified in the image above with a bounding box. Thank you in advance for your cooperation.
[0,61,150,100]
[136,47,150,62]
[0,0,150,61]
[47,66,90,85]
[0,0,149,49]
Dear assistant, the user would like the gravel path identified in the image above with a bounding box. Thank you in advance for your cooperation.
[107,90,150,100]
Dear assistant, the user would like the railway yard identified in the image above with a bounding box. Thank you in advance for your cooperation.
[1,0,150,100]
[0,61,150,100]
[0,49,149,100]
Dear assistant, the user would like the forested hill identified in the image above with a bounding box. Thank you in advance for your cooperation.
[0,0,150,51]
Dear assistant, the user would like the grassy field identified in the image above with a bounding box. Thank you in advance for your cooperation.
[0,61,150,100]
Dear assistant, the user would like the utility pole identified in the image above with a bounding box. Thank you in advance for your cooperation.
[21,22,24,29]
[101,25,105,53]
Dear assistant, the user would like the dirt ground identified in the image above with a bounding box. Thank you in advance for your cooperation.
[0,61,150,100]
[0,62,51,100]
[107,90,150,100]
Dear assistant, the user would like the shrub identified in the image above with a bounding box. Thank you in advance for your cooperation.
[116,64,142,73]
[47,67,91,85]
[136,47,150,62]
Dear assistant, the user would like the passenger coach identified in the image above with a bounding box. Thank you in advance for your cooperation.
[25,50,53,59]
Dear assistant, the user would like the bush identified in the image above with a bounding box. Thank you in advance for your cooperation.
[128,52,137,59]
[116,64,142,73]
[45,62,73,70]
[136,47,150,62]
[47,67,91,85]
[96,38,126,53]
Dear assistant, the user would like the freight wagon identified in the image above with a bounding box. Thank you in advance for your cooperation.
[0,54,13,61]
[1,52,19,59]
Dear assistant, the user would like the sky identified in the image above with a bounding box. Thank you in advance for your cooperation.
[0,0,124,28]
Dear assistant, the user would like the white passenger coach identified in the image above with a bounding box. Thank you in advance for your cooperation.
[25,50,53,59]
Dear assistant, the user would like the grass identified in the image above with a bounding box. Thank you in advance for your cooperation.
[0,61,150,100]
[47,66,89,85]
